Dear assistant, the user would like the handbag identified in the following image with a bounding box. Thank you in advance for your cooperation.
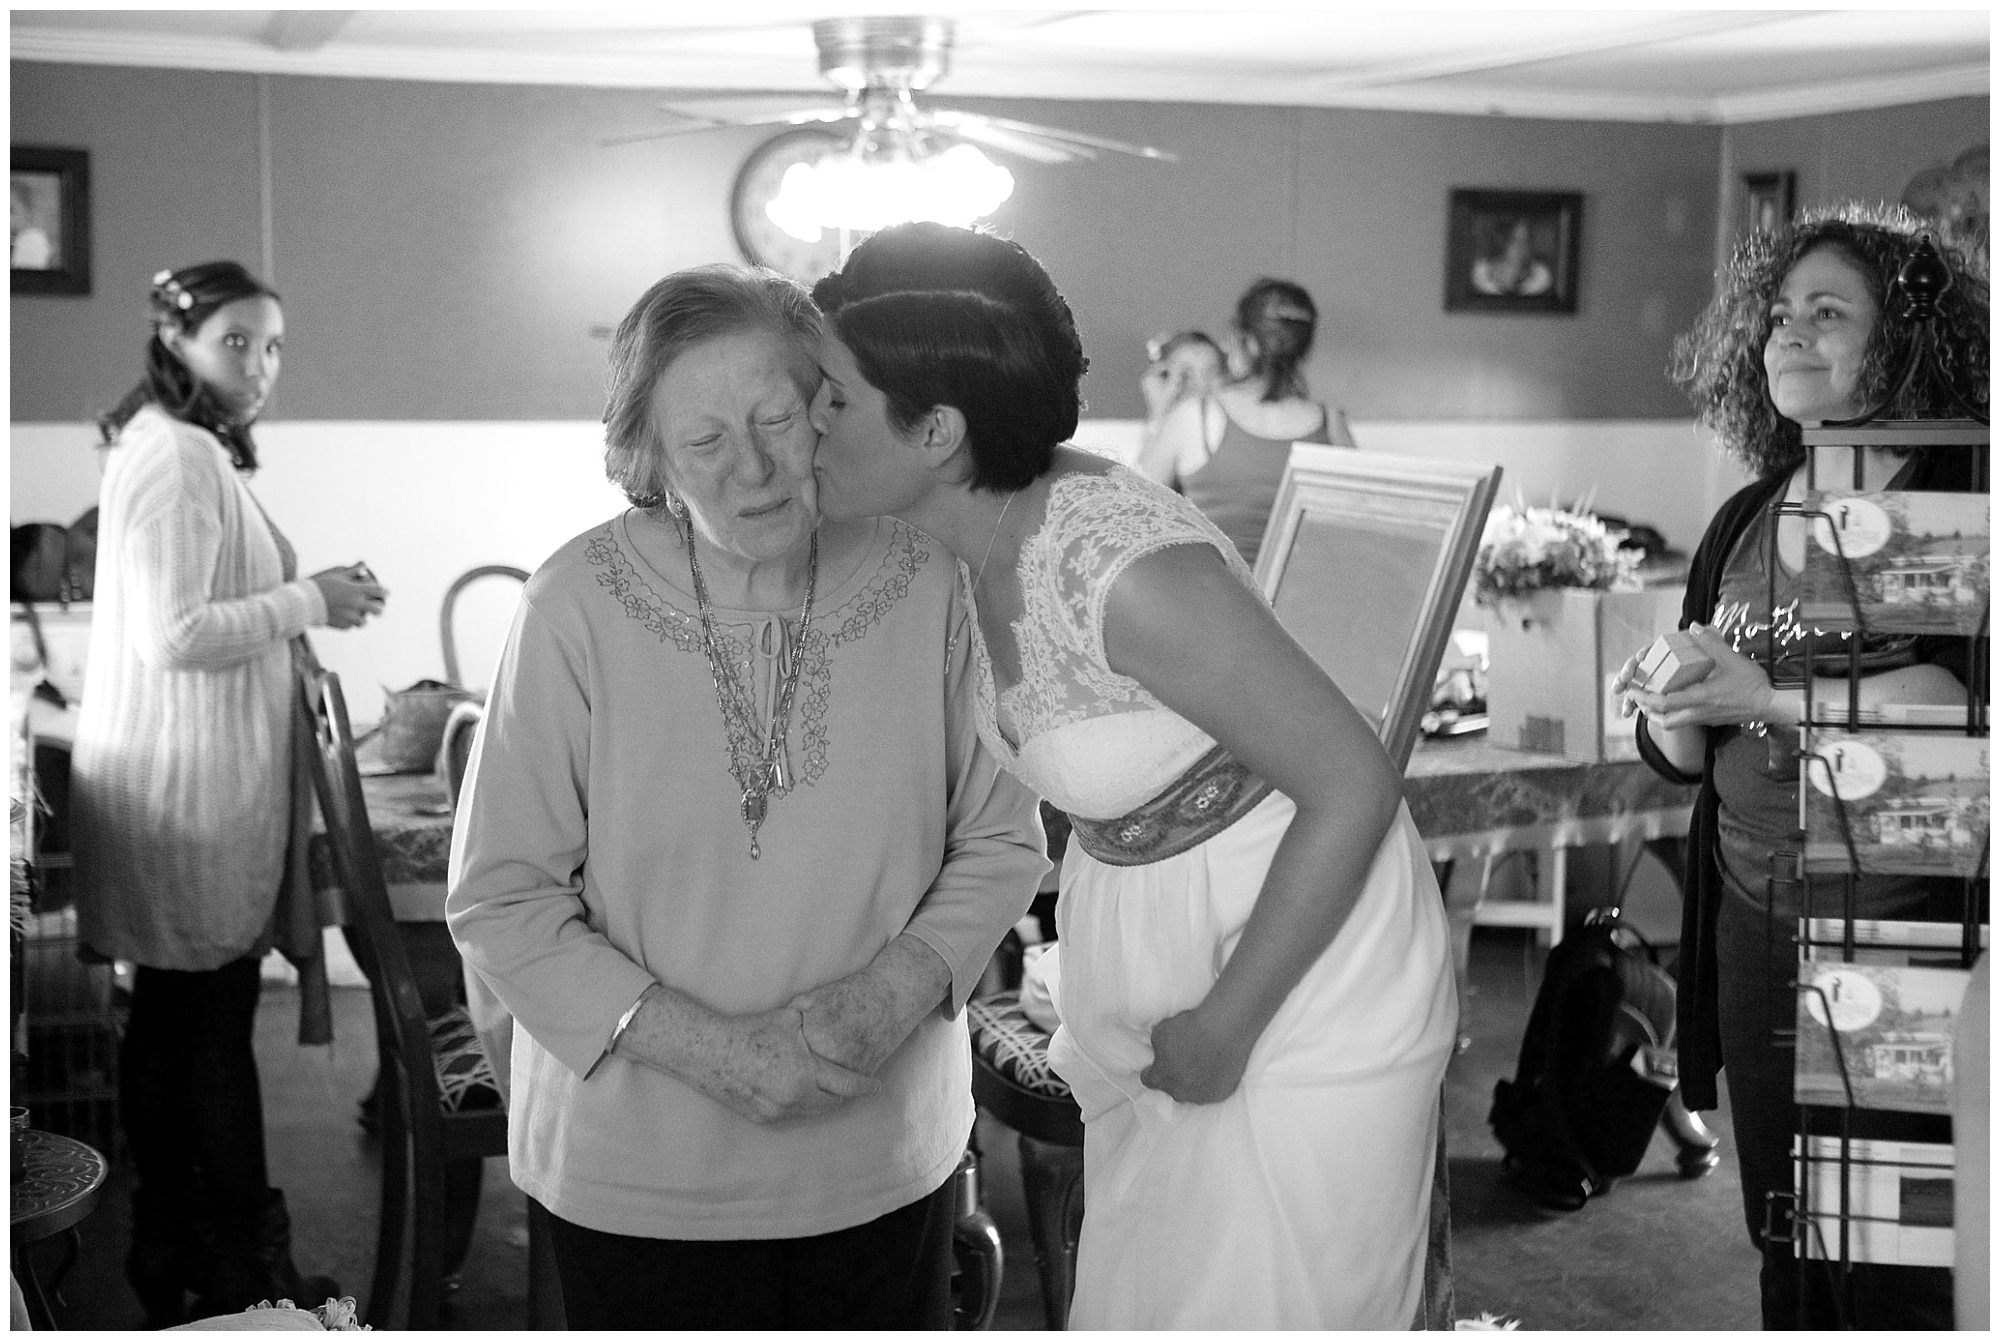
[370,679,479,774]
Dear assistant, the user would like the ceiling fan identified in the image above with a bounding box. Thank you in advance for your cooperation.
[602,15,1176,166]
[604,16,1174,282]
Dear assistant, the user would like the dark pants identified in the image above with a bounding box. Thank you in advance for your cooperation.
[541,1176,956,1329]
[119,956,274,1221]
[1715,891,1954,1330]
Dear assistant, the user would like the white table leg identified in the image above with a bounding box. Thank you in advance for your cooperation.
[1538,845,1567,947]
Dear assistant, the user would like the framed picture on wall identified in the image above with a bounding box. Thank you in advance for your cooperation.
[1444,188,1582,315]
[1251,445,1503,770]
[1743,170,1797,236]
[11,146,90,295]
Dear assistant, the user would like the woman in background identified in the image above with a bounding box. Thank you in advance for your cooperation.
[1134,277,1355,567]
[810,223,1455,1328]
[72,261,384,1324]
[1621,206,1986,1330]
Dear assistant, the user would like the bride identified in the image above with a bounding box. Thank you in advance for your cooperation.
[805,222,1458,1329]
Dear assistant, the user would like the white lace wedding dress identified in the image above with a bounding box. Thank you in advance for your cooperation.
[969,465,1458,1328]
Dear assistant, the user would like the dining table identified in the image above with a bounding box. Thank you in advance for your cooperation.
[1405,733,1697,944]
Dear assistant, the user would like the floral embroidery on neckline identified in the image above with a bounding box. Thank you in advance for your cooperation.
[584,519,930,793]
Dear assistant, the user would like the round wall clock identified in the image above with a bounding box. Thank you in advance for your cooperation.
[730,126,848,288]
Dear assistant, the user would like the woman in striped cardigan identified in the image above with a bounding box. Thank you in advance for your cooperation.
[71,261,385,1325]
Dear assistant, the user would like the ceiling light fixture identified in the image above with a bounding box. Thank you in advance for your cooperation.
[762,19,1015,242]
[766,134,1014,242]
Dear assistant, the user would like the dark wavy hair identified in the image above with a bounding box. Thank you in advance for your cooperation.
[601,264,821,510]
[1233,277,1317,402]
[812,222,1087,493]
[1669,203,1989,480]
[98,261,281,472]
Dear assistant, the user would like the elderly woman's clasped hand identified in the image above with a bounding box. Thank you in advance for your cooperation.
[705,1006,880,1125]
[788,933,954,1080]
[616,992,880,1127]
[1615,624,1780,732]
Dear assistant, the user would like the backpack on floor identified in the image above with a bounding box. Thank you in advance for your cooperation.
[1488,906,1680,1210]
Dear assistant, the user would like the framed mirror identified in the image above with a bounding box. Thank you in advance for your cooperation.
[1253,445,1503,770]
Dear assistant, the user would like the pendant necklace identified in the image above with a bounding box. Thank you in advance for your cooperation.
[945,489,1019,671]
[682,507,817,860]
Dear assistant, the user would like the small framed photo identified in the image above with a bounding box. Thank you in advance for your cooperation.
[1743,170,1797,236]
[1444,188,1582,314]
[11,146,91,296]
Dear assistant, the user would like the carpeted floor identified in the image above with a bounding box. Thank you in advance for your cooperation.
[19,926,1760,1330]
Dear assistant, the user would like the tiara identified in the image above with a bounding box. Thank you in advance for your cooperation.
[151,269,195,312]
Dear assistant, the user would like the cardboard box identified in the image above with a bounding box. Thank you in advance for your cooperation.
[1485,586,1685,762]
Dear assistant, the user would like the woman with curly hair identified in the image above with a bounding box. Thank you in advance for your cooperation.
[1617,205,1986,1330]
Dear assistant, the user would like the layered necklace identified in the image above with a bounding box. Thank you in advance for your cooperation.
[678,504,818,860]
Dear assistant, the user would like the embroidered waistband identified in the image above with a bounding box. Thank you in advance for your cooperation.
[1068,744,1274,867]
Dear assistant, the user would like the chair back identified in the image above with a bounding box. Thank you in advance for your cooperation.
[436,700,485,813]
[439,566,529,690]
[297,666,451,1134]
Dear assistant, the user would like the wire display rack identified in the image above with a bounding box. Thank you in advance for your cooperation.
[1762,412,1987,1328]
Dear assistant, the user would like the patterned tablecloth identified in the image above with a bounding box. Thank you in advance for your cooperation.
[310,771,457,921]
[1404,734,1697,862]
[322,737,1700,918]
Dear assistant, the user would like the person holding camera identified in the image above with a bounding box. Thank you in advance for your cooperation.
[1133,279,1355,568]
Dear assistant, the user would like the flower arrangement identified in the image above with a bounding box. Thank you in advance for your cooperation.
[1473,499,1640,607]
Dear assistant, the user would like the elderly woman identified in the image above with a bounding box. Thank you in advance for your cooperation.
[1620,205,1986,1330]
[444,265,1046,1329]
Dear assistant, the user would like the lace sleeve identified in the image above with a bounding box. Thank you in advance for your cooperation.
[1044,467,1256,676]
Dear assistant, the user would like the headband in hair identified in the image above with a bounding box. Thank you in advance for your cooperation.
[151,269,196,312]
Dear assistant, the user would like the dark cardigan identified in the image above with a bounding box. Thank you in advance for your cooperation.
[1635,449,1979,1111]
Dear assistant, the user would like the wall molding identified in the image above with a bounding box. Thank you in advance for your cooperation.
[1711,62,1990,125]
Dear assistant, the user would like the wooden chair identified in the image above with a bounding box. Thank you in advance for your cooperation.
[968,986,1083,1329]
[297,666,509,1329]
[439,565,529,691]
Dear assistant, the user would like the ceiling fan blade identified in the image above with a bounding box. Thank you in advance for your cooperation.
[651,92,849,119]
[599,111,853,149]
[937,111,1178,164]
[602,104,856,148]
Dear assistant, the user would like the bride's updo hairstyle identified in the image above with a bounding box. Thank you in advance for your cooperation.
[812,222,1088,492]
